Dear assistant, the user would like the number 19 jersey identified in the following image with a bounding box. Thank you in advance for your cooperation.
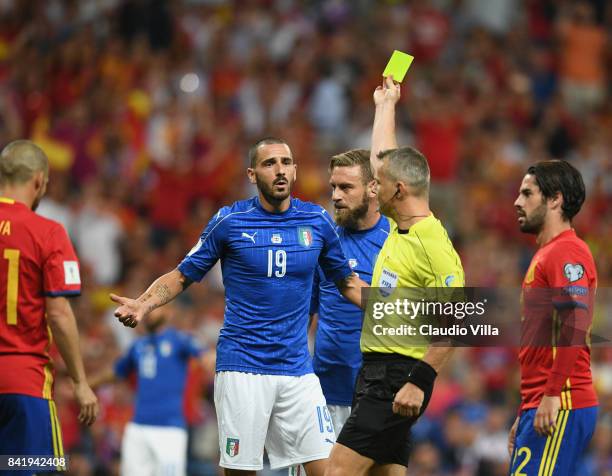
[0,198,81,399]
[178,197,352,376]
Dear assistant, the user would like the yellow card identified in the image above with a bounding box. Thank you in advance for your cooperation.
[382,50,414,83]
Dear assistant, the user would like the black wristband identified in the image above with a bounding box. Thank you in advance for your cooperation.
[405,360,437,392]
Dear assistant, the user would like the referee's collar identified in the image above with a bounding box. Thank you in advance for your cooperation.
[396,214,435,234]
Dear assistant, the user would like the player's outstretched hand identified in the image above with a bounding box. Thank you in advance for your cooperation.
[74,381,99,426]
[392,381,424,418]
[508,416,519,456]
[110,293,145,328]
[533,395,561,436]
[373,75,401,107]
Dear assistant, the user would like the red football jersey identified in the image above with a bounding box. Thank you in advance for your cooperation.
[519,229,598,411]
[0,198,81,399]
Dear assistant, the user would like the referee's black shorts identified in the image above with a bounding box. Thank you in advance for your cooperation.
[336,352,434,467]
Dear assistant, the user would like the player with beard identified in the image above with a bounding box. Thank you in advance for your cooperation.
[111,137,366,476]
[325,77,464,476]
[289,150,390,476]
[0,140,98,474]
[508,160,598,476]
[312,149,389,434]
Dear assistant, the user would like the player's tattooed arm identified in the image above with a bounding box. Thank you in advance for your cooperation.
[137,269,191,313]
[111,268,192,327]
[336,272,369,309]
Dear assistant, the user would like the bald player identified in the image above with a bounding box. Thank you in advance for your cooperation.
[0,140,98,475]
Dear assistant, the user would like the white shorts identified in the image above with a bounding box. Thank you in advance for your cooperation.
[215,371,335,470]
[121,422,187,476]
[328,405,351,437]
[287,405,351,476]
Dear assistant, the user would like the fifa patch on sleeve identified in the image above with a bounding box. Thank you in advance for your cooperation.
[63,261,81,285]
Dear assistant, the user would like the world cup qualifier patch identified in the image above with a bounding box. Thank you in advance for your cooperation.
[298,227,313,247]
[226,437,240,457]
[564,263,584,283]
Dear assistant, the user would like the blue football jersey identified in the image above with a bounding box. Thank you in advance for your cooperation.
[311,215,389,406]
[114,327,202,428]
[178,197,352,376]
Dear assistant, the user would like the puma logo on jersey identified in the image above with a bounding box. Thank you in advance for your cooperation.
[242,232,257,243]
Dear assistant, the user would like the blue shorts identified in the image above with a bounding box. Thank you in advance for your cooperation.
[0,394,65,474]
[509,406,597,476]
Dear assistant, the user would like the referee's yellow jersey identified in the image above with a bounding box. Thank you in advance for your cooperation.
[361,213,464,359]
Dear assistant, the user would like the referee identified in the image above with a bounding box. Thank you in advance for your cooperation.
[325,77,464,476]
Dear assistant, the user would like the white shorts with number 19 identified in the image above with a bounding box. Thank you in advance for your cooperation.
[215,371,335,470]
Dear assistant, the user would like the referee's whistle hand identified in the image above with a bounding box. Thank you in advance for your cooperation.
[392,382,424,418]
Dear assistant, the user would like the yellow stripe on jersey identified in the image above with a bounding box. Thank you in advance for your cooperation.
[551,309,558,359]
[43,363,54,399]
[42,324,55,399]
[0,197,15,204]
[566,379,572,410]
[560,391,567,410]
[361,214,464,359]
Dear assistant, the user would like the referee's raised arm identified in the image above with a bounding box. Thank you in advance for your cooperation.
[370,75,401,178]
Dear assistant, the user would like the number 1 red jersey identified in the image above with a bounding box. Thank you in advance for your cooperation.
[0,198,81,399]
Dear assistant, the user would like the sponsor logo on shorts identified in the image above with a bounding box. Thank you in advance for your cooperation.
[226,437,240,457]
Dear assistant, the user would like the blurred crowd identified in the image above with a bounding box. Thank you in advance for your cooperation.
[0,0,610,475]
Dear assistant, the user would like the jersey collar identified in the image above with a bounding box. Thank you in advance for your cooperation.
[0,197,28,210]
[541,229,576,249]
[397,213,435,235]
[254,196,295,216]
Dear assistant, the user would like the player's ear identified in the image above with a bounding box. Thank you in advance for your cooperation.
[549,191,563,211]
[33,171,46,193]
[246,168,257,185]
[396,182,407,199]
[367,179,377,198]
